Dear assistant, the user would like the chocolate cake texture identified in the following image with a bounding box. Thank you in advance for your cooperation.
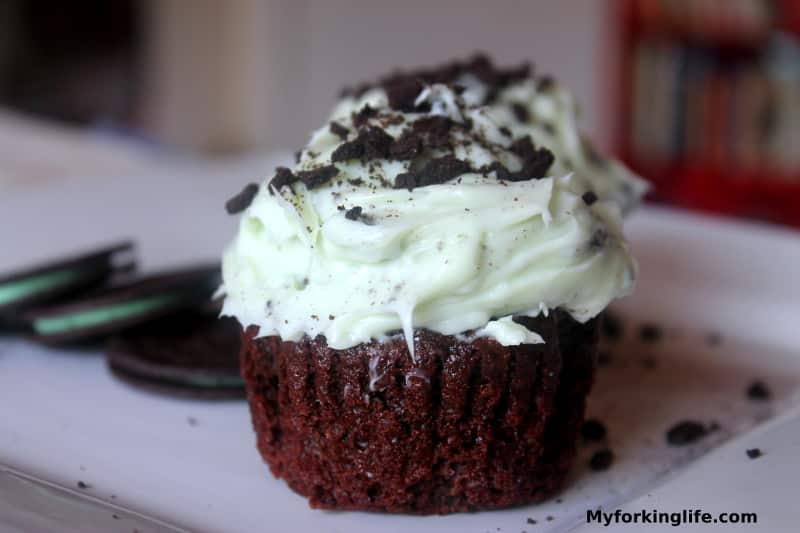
[239,313,597,514]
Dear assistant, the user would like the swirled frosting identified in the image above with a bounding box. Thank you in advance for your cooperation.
[221,58,637,356]
[336,55,648,214]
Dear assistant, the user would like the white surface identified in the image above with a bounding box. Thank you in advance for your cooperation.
[1,160,800,532]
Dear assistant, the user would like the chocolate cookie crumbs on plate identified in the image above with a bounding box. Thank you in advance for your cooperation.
[296,165,339,189]
[747,380,771,401]
[498,126,512,137]
[589,449,614,471]
[639,323,662,343]
[666,421,708,446]
[746,448,763,459]
[77,481,90,489]
[344,206,363,221]
[581,419,607,442]
[225,183,259,214]
[582,190,598,206]
[329,121,349,140]
[526,518,536,525]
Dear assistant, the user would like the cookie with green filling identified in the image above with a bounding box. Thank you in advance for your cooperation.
[0,241,135,321]
[106,310,243,399]
[24,265,220,344]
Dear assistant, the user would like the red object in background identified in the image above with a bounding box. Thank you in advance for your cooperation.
[616,0,800,227]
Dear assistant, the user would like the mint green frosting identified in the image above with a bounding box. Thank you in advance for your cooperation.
[221,82,637,357]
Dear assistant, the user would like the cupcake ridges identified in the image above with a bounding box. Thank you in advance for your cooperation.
[240,313,597,514]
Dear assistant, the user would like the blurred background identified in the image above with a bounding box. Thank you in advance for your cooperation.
[0,0,798,226]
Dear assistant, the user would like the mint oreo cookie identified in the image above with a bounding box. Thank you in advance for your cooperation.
[24,265,220,344]
[106,310,243,399]
[0,242,135,320]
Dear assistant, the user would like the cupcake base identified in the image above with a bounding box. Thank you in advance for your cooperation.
[240,313,597,514]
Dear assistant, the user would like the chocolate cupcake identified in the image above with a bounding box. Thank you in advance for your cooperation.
[221,57,637,514]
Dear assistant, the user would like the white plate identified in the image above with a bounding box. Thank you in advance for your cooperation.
[1,160,799,532]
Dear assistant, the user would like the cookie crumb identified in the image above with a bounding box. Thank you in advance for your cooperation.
[601,312,623,341]
[581,419,607,442]
[589,449,614,471]
[666,421,708,446]
[581,191,598,206]
[77,481,90,489]
[639,323,662,343]
[394,155,472,190]
[270,167,297,192]
[296,165,339,189]
[329,121,349,140]
[746,448,763,459]
[225,183,259,214]
[526,518,536,524]
[507,137,554,181]
[747,381,771,401]
[511,102,529,123]
[345,206,363,221]
[187,416,197,426]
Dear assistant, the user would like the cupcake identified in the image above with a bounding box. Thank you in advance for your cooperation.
[221,57,637,513]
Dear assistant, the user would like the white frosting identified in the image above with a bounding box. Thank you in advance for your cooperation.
[221,82,637,356]
[333,74,649,214]
[490,78,648,214]
[474,316,545,346]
